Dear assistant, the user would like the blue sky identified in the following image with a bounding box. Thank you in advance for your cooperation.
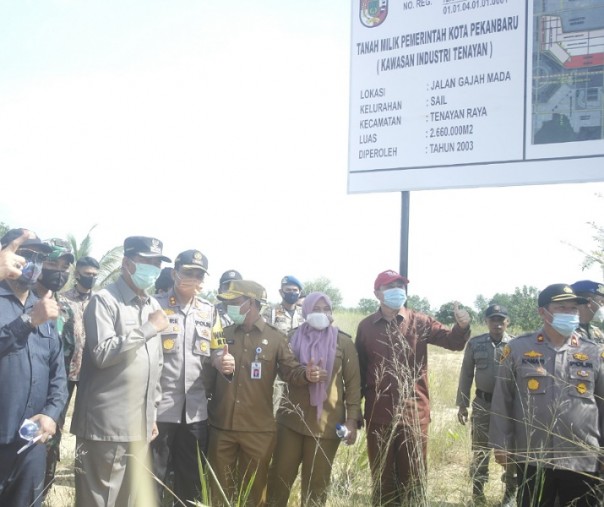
[1,0,603,309]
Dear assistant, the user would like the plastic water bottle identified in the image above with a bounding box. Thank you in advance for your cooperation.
[335,423,349,440]
[19,419,39,440]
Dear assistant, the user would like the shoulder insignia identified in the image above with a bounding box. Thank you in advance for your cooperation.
[527,378,539,391]
[169,296,177,307]
[524,350,543,358]
[163,338,175,351]
[573,353,589,361]
[576,383,587,394]
[500,344,511,363]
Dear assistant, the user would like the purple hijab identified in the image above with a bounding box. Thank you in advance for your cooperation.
[290,292,338,421]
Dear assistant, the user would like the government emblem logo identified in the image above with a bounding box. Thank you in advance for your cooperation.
[360,0,388,28]
[163,338,175,351]
[576,383,587,394]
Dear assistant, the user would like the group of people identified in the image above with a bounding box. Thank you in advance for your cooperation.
[457,281,604,507]
[0,228,603,507]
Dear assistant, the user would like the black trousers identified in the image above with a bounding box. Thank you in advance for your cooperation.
[517,464,600,507]
[151,419,208,505]
[0,441,46,507]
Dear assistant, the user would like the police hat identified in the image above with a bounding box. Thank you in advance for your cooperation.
[219,270,242,286]
[123,236,171,263]
[281,275,303,290]
[174,249,209,274]
[570,280,604,298]
[538,283,588,307]
[217,280,267,304]
[485,304,508,318]
[0,228,52,254]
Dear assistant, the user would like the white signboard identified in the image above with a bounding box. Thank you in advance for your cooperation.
[348,0,604,193]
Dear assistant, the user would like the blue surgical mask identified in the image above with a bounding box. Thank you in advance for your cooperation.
[283,292,300,305]
[130,263,161,292]
[382,287,407,310]
[549,312,580,337]
[227,303,249,325]
[18,261,43,288]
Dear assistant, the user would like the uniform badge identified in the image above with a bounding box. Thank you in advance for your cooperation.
[576,383,587,394]
[201,328,210,339]
[535,367,546,375]
[172,325,180,332]
[524,350,543,358]
[164,309,175,316]
[262,339,268,345]
[571,336,578,347]
[573,353,589,361]
[169,296,177,307]
[200,341,208,352]
[500,344,511,363]
[577,370,589,378]
[359,0,388,28]
[198,309,211,320]
[537,335,544,342]
[527,378,539,391]
[163,338,175,351]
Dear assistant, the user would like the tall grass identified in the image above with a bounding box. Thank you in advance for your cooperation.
[44,311,508,506]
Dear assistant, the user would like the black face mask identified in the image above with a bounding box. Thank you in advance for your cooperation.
[39,269,70,292]
[77,275,97,290]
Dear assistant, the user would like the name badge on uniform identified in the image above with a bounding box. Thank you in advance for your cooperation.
[251,361,262,379]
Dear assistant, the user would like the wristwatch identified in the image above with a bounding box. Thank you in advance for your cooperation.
[20,313,35,329]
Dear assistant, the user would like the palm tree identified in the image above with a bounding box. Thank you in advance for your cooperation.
[67,225,123,289]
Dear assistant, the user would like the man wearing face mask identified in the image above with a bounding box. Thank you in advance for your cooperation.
[355,269,471,505]
[0,229,67,507]
[33,238,77,497]
[151,249,215,505]
[490,284,604,507]
[71,236,170,507]
[262,275,306,414]
[570,280,604,344]
[208,280,324,507]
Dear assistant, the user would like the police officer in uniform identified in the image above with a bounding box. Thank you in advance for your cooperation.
[570,280,604,344]
[456,304,516,506]
[490,284,604,507]
[152,249,215,505]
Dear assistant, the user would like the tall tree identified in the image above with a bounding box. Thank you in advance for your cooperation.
[475,285,541,332]
[358,297,379,314]
[407,294,433,316]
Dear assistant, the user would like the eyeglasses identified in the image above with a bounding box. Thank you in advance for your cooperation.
[18,249,48,263]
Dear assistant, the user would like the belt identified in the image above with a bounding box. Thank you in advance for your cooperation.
[475,389,493,403]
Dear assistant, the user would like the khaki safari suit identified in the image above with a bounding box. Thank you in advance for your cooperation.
[208,317,309,507]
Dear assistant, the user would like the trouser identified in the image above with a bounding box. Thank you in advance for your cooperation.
[0,441,46,507]
[74,438,154,507]
[44,380,78,496]
[366,421,428,506]
[516,464,599,507]
[207,427,276,507]
[267,424,340,507]
[151,419,208,505]
[470,397,516,496]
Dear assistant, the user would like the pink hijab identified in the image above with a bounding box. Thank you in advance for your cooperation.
[290,292,338,421]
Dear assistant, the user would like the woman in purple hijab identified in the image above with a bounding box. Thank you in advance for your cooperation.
[267,292,361,507]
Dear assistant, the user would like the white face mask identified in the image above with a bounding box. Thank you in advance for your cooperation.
[593,305,604,322]
[306,312,331,330]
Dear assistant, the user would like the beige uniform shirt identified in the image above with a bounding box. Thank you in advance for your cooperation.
[71,276,163,442]
[208,318,308,432]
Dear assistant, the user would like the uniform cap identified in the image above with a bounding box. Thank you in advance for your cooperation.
[219,269,242,286]
[538,283,588,307]
[76,256,100,269]
[43,238,75,263]
[0,228,52,253]
[374,270,409,290]
[485,304,508,318]
[217,280,267,304]
[570,280,604,298]
[281,275,303,290]
[174,249,209,273]
[123,236,171,262]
